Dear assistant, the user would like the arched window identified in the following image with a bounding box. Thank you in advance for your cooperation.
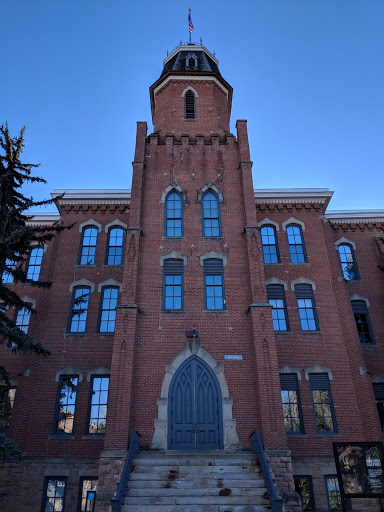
[203,259,225,310]
[78,227,98,265]
[68,286,91,333]
[98,287,119,333]
[202,191,221,237]
[351,300,374,344]
[165,191,183,237]
[338,244,359,280]
[26,247,44,281]
[261,226,280,263]
[267,284,289,331]
[106,227,124,265]
[286,224,307,263]
[185,90,196,119]
[294,284,319,331]
[163,259,184,310]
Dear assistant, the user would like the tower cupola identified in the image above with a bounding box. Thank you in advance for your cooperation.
[149,44,233,138]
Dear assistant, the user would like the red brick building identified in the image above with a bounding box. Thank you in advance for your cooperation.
[1,43,384,512]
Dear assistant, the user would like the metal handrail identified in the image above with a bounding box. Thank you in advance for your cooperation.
[251,430,283,512]
[110,430,141,512]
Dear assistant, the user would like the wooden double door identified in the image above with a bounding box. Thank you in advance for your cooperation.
[168,356,223,450]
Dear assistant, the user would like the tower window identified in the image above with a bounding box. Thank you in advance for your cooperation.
[203,259,225,310]
[165,191,183,237]
[202,190,221,237]
[163,259,184,310]
[185,90,196,119]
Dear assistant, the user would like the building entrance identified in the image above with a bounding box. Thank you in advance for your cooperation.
[168,355,223,450]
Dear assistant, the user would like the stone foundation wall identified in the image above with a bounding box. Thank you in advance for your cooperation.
[95,450,127,512]
[0,456,99,512]
[292,456,382,512]
[265,449,302,512]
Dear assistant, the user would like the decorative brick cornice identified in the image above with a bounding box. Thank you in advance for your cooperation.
[254,188,333,209]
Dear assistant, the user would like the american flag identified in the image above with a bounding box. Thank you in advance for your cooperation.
[188,8,194,33]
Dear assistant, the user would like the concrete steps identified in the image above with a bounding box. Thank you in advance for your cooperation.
[123,451,271,511]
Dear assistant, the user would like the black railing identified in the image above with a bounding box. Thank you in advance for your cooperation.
[111,430,141,512]
[251,430,283,512]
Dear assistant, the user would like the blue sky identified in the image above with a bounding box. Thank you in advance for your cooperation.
[1,0,383,211]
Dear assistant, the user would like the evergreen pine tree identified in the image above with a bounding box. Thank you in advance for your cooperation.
[0,123,72,459]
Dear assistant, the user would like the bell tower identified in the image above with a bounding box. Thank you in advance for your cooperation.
[149,44,233,138]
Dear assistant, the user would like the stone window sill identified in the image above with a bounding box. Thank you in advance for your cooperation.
[65,332,87,337]
[264,263,283,266]
[275,331,293,335]
[161,310,186,314]
[300,331,322,335]
[102,265,124,268]
[75,264,96,268]
[162,236,186,240]
[361,343,377,348]
[201,236,224,240]
[82,434,105,440]
[289,262,310,266]
[49,435,75,440]
[95,332,115,336]
[203,309,228,313]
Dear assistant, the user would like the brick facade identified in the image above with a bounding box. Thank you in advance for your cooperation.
[1,43,384,512]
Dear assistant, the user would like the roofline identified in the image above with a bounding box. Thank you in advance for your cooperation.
[51,189,131,200]
[164,44,219,66]
[26,213,61,226]
[254,188,334,208]
[325,210,384,223]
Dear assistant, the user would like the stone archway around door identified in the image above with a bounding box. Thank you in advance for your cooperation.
[151,340,241,451]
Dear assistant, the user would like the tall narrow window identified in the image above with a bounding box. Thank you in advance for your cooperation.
[286,224,307,263]
[351,300,374,344]
[203,259,225,310]
[185,90,195,119]
[325,476,342,511]
[0,387,16,429]
[98,287,119,333]
[267,284,289,331]
[15,305,32,333]
[2,258,16,284]
[373,384,384,436]
[26,247,43,281]
[79,478,98,512]
[163,259,183,310]
[54,376,78,434]
[309,374,337,434]
[42,478,67,512]
[88,376,109,434]
[68,287,90,333]
[165,191,183,237]
[294,476,315,511]
[280,374,304,434]
[78,227,98,265]
[261,226,280,263]
[106,227,124,265]
[295,284,319,331]
[202,191,221,237]
[338,244,359,280]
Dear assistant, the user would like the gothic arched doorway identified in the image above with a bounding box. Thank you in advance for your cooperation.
[168,355,223,450]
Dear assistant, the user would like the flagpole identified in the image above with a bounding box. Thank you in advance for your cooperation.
[189,7,192,44]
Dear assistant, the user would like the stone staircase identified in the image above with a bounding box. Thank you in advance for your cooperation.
[123,450,271,511]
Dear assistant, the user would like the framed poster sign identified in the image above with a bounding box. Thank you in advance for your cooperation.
[333,442,384,499]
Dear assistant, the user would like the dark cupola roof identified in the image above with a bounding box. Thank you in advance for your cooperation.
[161,46,221,76]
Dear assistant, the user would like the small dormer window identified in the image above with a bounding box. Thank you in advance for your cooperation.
[185,53,197,69]
[185,90,195,119]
